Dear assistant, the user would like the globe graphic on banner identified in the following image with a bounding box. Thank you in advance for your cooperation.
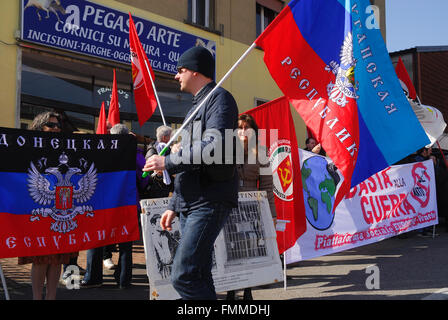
[301,156,339,230]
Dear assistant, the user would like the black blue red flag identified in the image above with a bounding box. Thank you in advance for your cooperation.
[0,127,139,258]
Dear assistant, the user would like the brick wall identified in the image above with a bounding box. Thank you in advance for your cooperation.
[418,51,448,128]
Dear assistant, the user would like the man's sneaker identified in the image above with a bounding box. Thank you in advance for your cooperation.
[103,258,116,270]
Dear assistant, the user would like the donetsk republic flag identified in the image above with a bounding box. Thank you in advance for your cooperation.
[0,128,139,259]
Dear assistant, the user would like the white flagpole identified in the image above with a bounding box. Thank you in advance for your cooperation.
[142,42,256,178]
[161,43,257,153]
[0,264,10,300]
[283,253,287,291]
[144,59,167,126]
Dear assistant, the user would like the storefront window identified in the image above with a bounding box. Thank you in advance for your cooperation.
[20,49,190,137]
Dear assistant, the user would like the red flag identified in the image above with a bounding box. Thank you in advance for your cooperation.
[395,56,417,100]
[245,96,306,254]
[107,69,120,126]
[128,13,158,126]
[306,127,314,140]
[96,101,108,134]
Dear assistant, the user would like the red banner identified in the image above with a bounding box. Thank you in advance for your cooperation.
[107,69,121,126]
[245,97,306,254]
[96,101,107,134]
[395,56,417,100]
[129,13,158,126]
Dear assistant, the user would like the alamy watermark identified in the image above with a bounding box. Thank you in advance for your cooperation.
[365,264,380,290]
[63,265,81,290]
[165,125,279,176]
[365,5,380,30]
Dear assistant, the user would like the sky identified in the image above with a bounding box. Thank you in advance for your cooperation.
[386,0,448,52]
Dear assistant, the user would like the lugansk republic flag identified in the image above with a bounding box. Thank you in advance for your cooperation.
[255,0,430,209]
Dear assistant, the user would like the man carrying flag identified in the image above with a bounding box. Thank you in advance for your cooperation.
[255,0,429,209]
[143,46,239,300]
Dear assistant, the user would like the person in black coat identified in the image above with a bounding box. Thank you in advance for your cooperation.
[141,125,174,199]
[143,46,239,300]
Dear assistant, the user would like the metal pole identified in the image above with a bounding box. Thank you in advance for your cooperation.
[142,42,256,177]
[283,252,287,291]
[144,59,167,126]
[0,264,10,300]
[159,43,256,155]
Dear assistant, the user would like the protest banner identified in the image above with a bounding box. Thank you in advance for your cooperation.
[284,150,438,264]
[0,127,140,259]
[140,191,283,300]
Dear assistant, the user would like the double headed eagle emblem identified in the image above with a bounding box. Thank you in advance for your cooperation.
[27,153,98,234]
[326,32,358,107]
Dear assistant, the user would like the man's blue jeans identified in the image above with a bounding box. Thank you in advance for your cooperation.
[171,202,232,300]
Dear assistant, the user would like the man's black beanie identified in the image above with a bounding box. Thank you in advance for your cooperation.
[177,46,215,79]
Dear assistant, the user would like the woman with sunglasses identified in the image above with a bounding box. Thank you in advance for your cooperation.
[18,111,78,300]
[28,111,62,132]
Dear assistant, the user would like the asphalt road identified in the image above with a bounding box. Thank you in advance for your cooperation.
[252,228,448,300]
[1,227,447,301]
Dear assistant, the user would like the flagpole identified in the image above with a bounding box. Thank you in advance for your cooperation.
[283,252,287,291]
[142,42,256,177]
[144,59,166,126]
[0,264,10,300]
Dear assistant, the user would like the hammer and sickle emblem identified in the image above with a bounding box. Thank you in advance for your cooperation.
[278,167,293,188]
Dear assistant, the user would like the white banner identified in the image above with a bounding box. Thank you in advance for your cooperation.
[140,191,283,300]
[409,100,447,147]
[285,151,438,264]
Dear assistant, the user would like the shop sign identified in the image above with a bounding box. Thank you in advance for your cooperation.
[20,0,216,75]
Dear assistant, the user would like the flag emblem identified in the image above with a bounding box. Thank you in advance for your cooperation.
[326,32,358,107]
[55,186,73,210]
[131,51,144,90]
[27,153,98,234]
[271,142,294,201]
[411,162,431,208]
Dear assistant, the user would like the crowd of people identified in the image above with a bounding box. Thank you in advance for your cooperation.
[18,46,276,300]
[16,45,448,301]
